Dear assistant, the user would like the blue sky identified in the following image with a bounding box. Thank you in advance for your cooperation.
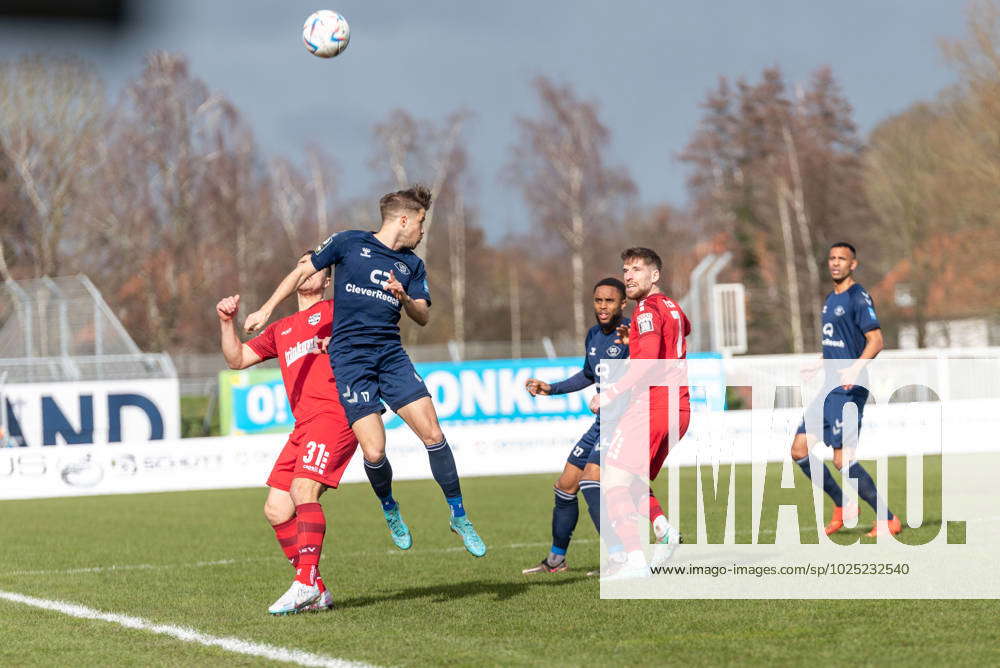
[0,1,969,239]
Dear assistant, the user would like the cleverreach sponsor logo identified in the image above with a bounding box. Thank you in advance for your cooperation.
[345,282,399,307]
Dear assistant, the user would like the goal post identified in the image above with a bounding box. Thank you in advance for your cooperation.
[712,283,747,356]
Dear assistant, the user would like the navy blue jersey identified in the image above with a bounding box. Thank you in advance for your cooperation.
[311,230,431,346]
[549,319,630,396]
[820,283,880,360]
[583,320,630,388]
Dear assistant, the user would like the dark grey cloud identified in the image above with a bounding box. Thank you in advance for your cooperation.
[0,1,967,240]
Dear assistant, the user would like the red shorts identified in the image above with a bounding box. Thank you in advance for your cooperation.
[266,412,358,491]
[605,405,691,481]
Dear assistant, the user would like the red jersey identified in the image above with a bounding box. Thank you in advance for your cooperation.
[628,292,691,411]
[245,300,344,424]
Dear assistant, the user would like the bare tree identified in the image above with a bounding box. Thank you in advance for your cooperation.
[681,66,875,353]
[508,77,635,343]
[0,56,107,276]
[448,189,467,352]
[372,109,473,345]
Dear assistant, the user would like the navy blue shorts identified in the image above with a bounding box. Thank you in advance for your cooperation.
[567,420,602,469]
[796,388,869,449]
[329,342,431,426]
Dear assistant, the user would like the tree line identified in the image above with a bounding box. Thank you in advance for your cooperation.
[2,2,998,356]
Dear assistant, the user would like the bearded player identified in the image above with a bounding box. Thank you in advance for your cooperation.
[590,247,691,577]
[244,186,486,557]
[218,252,356,614]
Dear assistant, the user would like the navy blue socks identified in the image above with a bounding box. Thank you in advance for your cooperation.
[427,439,465,517]
[364,455,396,510]
[550,487,579,561]
[795,454,844,506]
[848,462,894,520]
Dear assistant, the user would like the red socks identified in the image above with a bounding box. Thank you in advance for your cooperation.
[272,517,299,567]
[292,502,327,587]
[647,488,666,526]
[605,486,642,552]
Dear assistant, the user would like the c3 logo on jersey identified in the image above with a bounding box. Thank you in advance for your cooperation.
[393,261,410,275]
[360,246,372,259]
[370,269,391,288]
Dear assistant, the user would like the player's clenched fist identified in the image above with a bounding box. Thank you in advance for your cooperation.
[244,308,271,334]
[525,378,552,396]
[216,294,240,321]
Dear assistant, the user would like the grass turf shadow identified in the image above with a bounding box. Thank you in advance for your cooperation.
[335,575,590,609]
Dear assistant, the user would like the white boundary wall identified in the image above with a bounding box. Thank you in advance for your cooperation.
[4,399,999,500]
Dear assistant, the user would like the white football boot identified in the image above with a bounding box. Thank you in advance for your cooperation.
[603,550,652,581]
[302,588,334,612]
[650,518,682,567]
[268,580,321,615]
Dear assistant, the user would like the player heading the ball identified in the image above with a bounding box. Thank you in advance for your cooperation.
[245,186,487,557]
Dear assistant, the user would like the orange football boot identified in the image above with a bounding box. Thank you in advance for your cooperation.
[824,503,859,535]
[866,516,903,537]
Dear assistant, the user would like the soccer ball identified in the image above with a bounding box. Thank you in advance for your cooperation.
[302,10,350,58]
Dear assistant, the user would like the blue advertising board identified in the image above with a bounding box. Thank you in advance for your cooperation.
[219,354,725,435]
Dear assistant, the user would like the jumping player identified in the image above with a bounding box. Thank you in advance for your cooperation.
[217,251,355,615]
[791,242,902,537]
[591,247,691,577]
[244,186,486,556]
[521,278,631,574]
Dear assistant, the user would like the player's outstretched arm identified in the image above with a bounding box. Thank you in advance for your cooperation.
[244,262,318,333]
[217,295,263,370]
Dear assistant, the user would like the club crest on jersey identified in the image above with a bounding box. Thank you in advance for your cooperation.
[834,305,845,317]
[360,247,372,259]
[315,234,334,253]
[393,261,410,275]
[606,345,621,357]
[637,312,654,334]
[308,312,321,326]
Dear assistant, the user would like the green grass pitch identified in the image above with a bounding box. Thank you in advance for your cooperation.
[2,464,999,666]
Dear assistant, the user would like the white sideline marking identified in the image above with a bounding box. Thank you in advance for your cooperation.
[0,589,376,668]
